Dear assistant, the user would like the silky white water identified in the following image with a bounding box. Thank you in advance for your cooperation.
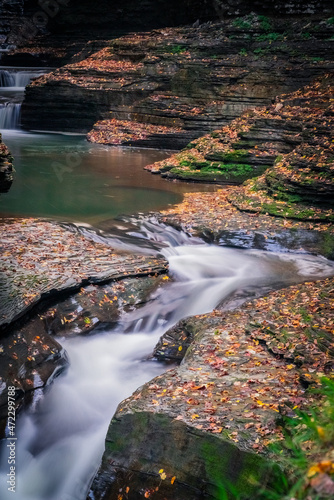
[0,102,21,129]
[0,68,46,88]
[0,68,47,130]
[1,223,334,500]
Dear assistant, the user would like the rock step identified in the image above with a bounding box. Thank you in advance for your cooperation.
[0,135,14,194]
[20,17,334,145]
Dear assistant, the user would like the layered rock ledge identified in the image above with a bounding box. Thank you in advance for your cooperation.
[22,15,334,144]
[0,218,167,331]
[148,74,334,218]
[0,134,14,194]
[0,217,168,437]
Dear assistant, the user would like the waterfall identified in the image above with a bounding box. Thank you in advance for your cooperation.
[0,70,15,87]
[0,220,334,500]
[14,70,45,87]
[0,69,45,88]
[0,67,46,130]
[0,102,21,129]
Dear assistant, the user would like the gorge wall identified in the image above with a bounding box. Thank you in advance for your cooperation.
[0,134,13,194]
[21,15,334,147]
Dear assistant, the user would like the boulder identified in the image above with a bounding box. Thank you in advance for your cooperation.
[0,134,14,194]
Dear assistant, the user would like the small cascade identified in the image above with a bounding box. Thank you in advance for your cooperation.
[14,70,45,87]
[0,70,15,87]
[0,68,45,88]
[0,67,46,130]
[0,219,334,500]
[0,102,21,129]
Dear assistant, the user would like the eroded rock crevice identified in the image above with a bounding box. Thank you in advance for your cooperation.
[0,134,13,194]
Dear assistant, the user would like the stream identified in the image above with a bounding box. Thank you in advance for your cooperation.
[0,65,216,222]
[1,66,334,500]
[1,219,334,500]
[0,67,46,129]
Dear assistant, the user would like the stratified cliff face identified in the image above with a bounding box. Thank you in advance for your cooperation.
[0,0,23,40]
[146,74,334,200]
[21,15,334,146]
[0,135,14,194]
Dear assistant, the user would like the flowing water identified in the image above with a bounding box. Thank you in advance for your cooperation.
[1,65,334,500]
[1,220,334,500]
[0,68,46,88]
[0,67,215,221]
[0,67,47,129]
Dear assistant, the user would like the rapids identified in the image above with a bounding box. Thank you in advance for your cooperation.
[1,220,334,500]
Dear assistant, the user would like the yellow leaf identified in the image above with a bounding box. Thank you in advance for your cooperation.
[317,426,326,440]
[178,346,183,351]
[160,472,167,480]
[286,364,294,370]
[308,465,321,478]
[159,469,164,474]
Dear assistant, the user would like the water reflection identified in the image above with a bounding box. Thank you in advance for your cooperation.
[0,131,216,223]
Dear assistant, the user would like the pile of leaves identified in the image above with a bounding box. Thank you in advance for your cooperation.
[87,118,183,145]
[0,218,167,329]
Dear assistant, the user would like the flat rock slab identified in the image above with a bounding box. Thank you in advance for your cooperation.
[0,135,13,194]
[0,218,168,330]
[42,275,166,337]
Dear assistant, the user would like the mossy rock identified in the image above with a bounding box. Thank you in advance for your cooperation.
[205,150,251,163]
[90,411,283,500]
[166,163,264,183]
[230,188,334,222]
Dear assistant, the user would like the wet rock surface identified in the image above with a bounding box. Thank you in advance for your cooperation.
[22,16,334,141]
[42,275,165,338]
[0,134,14,194]
[158,189,334,260]
[0,218,168,331]
[0,274,167,438]
[0,218,169,439]
[0,319,67,438]
[153,316,203,362]
[89,276,334,499]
